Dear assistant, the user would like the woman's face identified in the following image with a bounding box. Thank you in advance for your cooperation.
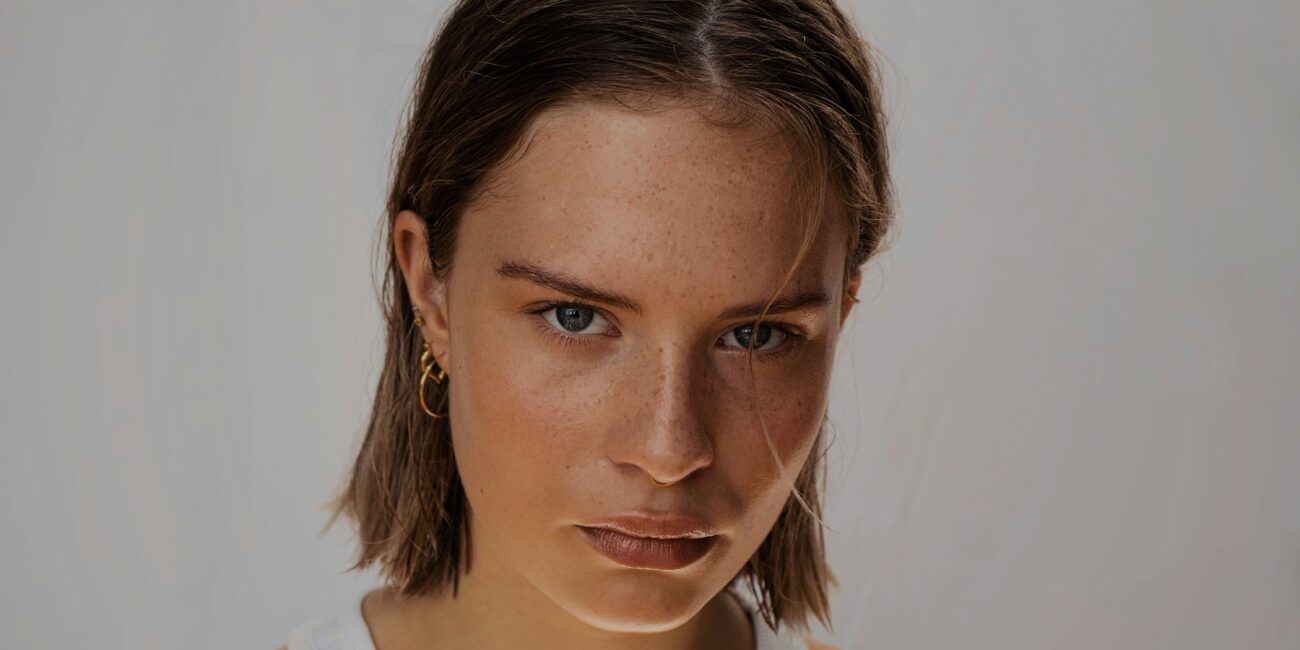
[400,101,860,633]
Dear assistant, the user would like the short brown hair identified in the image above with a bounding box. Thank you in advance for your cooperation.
[325,0,894,636]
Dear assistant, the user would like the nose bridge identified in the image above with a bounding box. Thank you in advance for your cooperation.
[609,337,714,484]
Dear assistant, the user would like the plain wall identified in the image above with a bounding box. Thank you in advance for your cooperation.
[1,1,1296,648]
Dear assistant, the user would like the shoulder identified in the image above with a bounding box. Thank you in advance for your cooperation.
[275,646,287,650]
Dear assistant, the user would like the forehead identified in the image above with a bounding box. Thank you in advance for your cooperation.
[459,101,842,300]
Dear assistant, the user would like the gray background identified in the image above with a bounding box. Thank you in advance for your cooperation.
[2,1,1296,648]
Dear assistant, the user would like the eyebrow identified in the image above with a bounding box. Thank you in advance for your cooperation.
[495,258,833,320]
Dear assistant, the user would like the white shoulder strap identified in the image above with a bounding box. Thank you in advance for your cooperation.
[728,584,807,650]
[286,594,377,650]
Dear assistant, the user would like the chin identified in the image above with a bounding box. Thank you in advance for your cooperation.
[561,587,707,633]
[542,570,716,634]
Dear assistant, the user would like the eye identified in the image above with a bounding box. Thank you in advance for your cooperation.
[719,321,806,360]
[530,301,615,350]
[542,302,610,334]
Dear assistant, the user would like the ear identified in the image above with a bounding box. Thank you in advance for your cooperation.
[392,209,452,374]
[839,267,862,329]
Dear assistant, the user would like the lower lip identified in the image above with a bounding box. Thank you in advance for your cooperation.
[576,526,718,570]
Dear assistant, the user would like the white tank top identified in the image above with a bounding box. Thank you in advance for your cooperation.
[286,583,808,650]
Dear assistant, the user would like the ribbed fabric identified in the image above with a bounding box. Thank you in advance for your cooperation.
[286,584,805,650]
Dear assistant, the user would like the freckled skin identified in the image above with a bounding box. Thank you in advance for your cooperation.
[382,102,862,650]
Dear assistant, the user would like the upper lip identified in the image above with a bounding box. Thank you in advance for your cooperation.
[577,513,719,540]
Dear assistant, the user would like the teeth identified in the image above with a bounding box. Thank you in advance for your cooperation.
[579,525,717,540]
[609,529,708,541]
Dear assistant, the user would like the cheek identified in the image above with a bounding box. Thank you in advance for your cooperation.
[448,321,599,523]
[712,356,832,491]
[706,354,835,552]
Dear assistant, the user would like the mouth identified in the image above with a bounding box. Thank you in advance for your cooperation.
[575,525,719,570]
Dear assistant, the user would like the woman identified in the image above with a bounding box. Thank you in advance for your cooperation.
[283,0,893,648]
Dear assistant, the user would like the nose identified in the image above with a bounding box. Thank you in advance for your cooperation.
[605,341,715,486]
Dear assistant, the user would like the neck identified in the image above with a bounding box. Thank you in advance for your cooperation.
[363,552,754,650]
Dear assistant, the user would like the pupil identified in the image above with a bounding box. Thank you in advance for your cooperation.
[557,306,594,332]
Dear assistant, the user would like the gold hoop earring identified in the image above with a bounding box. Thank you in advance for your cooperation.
[844,290,860,305]
[649,476,673,487]
[419,340,448,418]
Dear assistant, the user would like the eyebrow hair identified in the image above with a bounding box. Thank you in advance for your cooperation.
[495,258,833,320]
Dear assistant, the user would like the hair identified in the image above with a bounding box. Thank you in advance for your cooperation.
[324,0,895,637]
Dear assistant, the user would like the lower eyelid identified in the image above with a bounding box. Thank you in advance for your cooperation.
[740,332,802,360]
[533,318,594,349]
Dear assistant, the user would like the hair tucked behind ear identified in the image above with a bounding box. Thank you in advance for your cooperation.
[323,0,894,636]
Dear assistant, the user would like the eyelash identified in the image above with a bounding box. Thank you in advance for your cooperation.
[528,300,807,362]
